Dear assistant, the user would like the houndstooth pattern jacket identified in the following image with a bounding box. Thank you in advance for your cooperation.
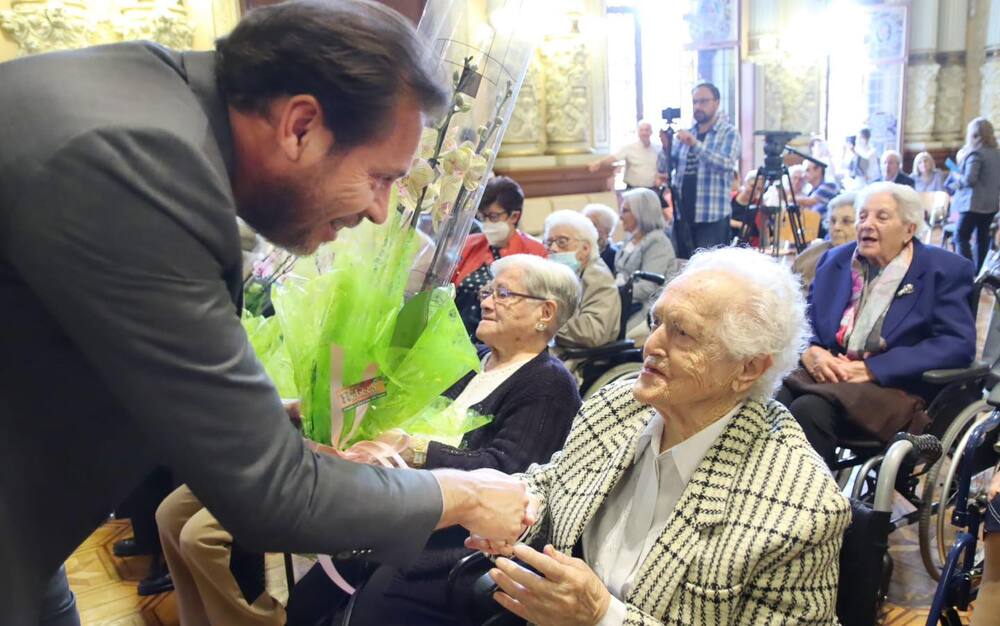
[521,379,852,626]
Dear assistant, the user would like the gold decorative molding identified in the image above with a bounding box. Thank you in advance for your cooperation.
[115,0,192,49]
[0,0,94,55]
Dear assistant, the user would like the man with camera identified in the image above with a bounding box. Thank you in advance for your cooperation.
[671,82,741,257]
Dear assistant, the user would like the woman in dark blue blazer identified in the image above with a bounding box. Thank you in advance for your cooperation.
[777,182,977,466]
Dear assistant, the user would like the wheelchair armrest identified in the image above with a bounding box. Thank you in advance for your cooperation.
[921,360,990,385]
[560,340,636,360]
[448,552,529,626]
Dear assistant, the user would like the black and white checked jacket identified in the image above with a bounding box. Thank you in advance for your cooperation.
[521,379,852,625]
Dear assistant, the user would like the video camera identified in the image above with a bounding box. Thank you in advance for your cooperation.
[661,107,681,123]
[754,130,800,179]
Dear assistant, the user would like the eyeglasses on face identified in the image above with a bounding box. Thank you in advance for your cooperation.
[543,235,580,250]
[477,284,548,303]
[692,97,717,106]
[480,211,510,223]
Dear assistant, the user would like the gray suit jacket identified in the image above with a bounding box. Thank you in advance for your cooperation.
[952,146,1000,214]
[0,42,441,622]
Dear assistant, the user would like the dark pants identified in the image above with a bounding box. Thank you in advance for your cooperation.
[776,386,840,466]
[957,211,996,271]
[116,466,174,552]
[691,217,733,251]
[39,566,80,626]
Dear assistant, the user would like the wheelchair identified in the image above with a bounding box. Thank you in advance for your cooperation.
[446,433,943,626]
[559,270,667,399]
[825,264,1000,581]
[925,390,999,625]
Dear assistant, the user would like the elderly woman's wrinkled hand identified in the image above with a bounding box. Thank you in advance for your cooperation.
[490,544,611,626]
[802,346,850,383]
[835,355,875,383]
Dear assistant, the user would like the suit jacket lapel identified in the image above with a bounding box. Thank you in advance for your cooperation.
[879,241,928,340]
[625,401,769,615]
[563,408,655,550]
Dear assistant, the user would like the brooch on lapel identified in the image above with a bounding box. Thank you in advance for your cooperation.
[896,283,915,297]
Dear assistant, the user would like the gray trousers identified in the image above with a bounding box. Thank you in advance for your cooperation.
[40,566,80,626]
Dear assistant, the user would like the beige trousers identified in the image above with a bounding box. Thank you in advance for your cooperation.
[156,484,285,626]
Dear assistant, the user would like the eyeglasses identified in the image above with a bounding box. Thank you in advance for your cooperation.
[480,211,509,223]
[692,97,717,106]
[543,235,580,250]
[477,284,548,303]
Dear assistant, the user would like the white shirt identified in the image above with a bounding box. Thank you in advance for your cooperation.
[451,353,533,414]
[584,404,741,626]
[615,141,661,188]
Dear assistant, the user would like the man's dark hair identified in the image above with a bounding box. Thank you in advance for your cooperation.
[216,0,448,150]
[692,82,721,101]
[479,176,525,224]
[859,127,872,141]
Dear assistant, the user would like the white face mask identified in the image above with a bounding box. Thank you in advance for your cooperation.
[482,220,511,247]
[549,251,581,273]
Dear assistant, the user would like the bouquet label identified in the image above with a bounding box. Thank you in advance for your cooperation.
[337,377,387,412]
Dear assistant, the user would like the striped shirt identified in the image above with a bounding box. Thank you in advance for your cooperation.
[671,119,741,223]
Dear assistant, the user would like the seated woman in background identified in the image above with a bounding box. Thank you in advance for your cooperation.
[791,192,857,291]
[473,247,850,625]
[582,203,620,272]
[543,209,621,350]
[286,254,582,626]
[452,176,546,335]
[778,182,977,466]
[912,150,948,192]
[614,187,676,337]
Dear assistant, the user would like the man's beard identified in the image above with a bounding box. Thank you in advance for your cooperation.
[236,171,318,255]
[693,110,708,123]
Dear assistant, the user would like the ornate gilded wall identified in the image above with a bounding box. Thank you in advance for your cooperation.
[0,0,240,60]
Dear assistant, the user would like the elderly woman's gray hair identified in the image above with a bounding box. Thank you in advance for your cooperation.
[582,203,619,235]
[544,210,600,262]
[622,188,665,235]
[856,181,928,237]
[490,254,582,328]
[822,191,857,228]
[680,247,809,400]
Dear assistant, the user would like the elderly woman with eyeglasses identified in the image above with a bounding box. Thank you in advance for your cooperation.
[286,254,582,626]
[452,176,547,335]
[543,210,621,350]
[778,182,976,466]
[791,192,858,292]
[615,187,677,335]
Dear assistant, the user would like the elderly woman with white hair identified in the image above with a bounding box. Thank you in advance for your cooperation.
[582,203,620,272]
[791,191,858,291]
[543,210,621,349]
[470,246,851,625]
[285,254,583,626]
[615,188,677,334]
[778,182,977,466]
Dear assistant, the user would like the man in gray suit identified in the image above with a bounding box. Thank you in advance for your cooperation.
[0,1,531,623]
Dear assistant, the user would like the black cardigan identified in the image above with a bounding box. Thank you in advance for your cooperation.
[424,347,581,473]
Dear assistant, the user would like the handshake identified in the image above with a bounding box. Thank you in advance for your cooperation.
[433,468,539,551]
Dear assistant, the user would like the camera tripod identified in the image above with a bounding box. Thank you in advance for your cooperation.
[737,164,808,256]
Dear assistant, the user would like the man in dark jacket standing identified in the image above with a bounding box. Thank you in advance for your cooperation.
[0,1,530,623]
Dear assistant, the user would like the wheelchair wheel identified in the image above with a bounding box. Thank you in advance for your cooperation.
[581,364,641,399]
[919,398,992,580]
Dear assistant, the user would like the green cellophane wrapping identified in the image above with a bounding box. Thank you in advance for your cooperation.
[241,312,297,399]
[272,204,481,447]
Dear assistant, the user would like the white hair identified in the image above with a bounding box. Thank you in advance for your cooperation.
[856,181,928,237]
[678,247,810,401]
[622,188,664,235]
[582,203,619,234]
[544,210,600,262]
[823,191,857,229]
[490,254,582,329]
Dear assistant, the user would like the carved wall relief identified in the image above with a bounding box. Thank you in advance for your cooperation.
[540,34,590,154]
[934,61,966,143]
[116,0,193,49]
[0,0,93,54]
[499,53,547,157]
[760,60,821,139]
[904,61,940,140]
[981,55,1000,133]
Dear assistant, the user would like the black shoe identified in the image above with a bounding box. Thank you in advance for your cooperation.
[138,572,173,596]
[113,538,156,558]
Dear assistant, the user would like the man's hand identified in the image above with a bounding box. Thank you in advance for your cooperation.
[433,469,530,544]
[490,544,611,626]
[802,346,851,383]
[676,130,697,147]
[465,491,541,556]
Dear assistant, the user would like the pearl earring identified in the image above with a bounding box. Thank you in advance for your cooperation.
[535,322,547,332]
